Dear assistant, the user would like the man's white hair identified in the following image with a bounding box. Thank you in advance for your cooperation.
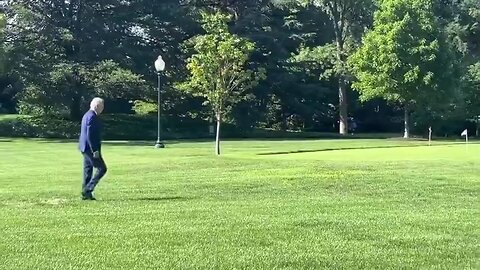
[90,97,104,111]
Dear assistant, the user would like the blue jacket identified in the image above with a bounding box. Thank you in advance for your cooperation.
[79,110,102,153]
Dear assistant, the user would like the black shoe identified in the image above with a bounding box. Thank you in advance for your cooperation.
[81,191,96,201]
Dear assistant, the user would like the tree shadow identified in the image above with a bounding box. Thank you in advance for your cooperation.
[35,139,76,144]
[102,141,157,147]
[118,196,195,202]
[258,142,471,156]
[102,139,214,147]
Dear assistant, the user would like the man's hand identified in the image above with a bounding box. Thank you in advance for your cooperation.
[93,151,100,159]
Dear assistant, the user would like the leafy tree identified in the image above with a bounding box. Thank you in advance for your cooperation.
[180,11,264,155]
[0,12,14,113]
[6,1,151,118]
[348,0,459,138]
[276,0,376,134]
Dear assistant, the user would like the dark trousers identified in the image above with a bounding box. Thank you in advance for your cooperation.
[82,152,107,193]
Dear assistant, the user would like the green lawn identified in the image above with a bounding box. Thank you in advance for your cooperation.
[0,138,479,269]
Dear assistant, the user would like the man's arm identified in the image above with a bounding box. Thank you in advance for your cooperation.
[86,114,100,156]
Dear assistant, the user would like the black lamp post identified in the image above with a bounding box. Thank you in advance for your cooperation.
[154,55,165,149]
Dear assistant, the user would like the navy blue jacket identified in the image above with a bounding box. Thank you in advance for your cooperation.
[79,110,102,153]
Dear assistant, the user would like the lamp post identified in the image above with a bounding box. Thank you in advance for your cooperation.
[154,55,165,148]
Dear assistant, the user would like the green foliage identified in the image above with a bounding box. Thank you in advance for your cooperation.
[89,60,149,99]
[7,1,151,119]
[293,43,339,80]
[0,114,209,140]
[181,11,265,118]
[467,62,480,85]
[0,115,79,138]
[15,60,148,118]
[179,11,266,154]
[276,0,377,134]
[1,0,480,136]
[132,100,158,115]
[0,13,6,74]
[462,62,480,118]
[349,0,459,106]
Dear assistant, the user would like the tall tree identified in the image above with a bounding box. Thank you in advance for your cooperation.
[429,0,480,135]
[180,11,264,155]
[348,0,459,138]
[0,11,16,113]
[275,0,376,134]
[5,0,151,118]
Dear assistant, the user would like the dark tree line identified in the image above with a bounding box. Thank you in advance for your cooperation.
[0,0,478,136]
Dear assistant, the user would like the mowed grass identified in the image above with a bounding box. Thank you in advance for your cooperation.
[0,138,479,269]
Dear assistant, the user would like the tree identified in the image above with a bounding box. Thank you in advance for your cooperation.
[0,12,14,113]
[15,60,148,116]
[5,0,151,118]
[348,0,459,138]
[180,11,264,155]
[430,0,480,135]
[275,0,376,134]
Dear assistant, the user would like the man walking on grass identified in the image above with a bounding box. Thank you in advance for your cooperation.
[79,97,107,200]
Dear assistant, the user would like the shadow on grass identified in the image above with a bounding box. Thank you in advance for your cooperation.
[100,137,422,146]
[40,196,194,204]
[113,196,195,202]
[136,196,190,201]
[8,137,479,148]
[103,141,155,147]
[30,139,206,146]
[33,139,76,144]
[258,142,476,156]
[102,139,219,147]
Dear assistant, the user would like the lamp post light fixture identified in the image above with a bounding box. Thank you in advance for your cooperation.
[154,55,165,149]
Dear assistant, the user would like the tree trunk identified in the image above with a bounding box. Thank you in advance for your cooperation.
[333,22,348,135]
[339,77,348,135]
[476,120,479,137]
[403,106,410,139]
[215,113,221,156]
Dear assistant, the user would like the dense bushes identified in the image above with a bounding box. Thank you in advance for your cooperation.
[0,114,211,140]
[0,114,404,140]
